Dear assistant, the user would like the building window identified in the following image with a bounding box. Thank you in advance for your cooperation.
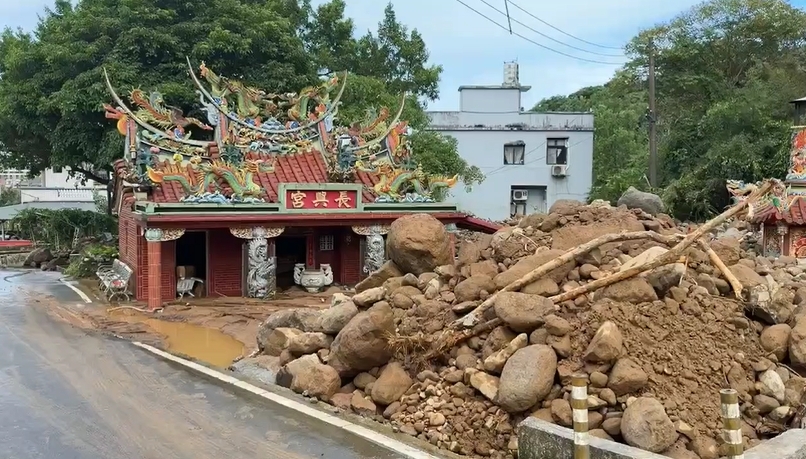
[319,235,334,251]
[503,141,525,165]
[546,138,569,165]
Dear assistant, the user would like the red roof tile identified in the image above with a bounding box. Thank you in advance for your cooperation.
[753,196,806,225]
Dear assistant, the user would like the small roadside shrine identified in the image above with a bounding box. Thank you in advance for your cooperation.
[104,61,498,309]
[727,96,806,257]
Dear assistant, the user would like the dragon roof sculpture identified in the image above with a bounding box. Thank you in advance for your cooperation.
[103,61,458,204]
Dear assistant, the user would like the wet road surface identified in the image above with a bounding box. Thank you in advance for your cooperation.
[0,270,403,459]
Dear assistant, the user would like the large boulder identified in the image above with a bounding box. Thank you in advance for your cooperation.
[355,260,403,293]
[493,292,556,332]
[317,301,359,334]
[617,186,665,216]
[454,275,496,302]
[257,308,321,352]
[496,345,557,412]
[24,247,54,268]
[386,214,452,276]
[583,321,623,363]
[493,249,575,290]
[328,303,395,377]
[790,316,806,370]
[370,362,413,405]
[621,397,677,452]
[277,354,341,401]
[617,246,685,295]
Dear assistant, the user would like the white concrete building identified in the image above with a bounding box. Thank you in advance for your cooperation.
[426,62,594,221]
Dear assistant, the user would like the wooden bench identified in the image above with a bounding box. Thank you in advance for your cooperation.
[96,259,133,301]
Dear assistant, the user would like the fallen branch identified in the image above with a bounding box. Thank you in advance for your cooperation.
[699,239,743,299]
[454,230,686,328]
[549,180,776,304]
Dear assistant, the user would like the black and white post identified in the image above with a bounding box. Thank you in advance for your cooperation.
[720,388,744,459]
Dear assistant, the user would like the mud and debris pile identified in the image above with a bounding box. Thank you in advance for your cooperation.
[249,200,806,459]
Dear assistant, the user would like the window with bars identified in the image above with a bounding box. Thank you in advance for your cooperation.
[319,235,334,251]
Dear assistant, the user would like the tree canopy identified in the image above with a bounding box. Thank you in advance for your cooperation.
[534,0,806,220]
[0,0,481,190]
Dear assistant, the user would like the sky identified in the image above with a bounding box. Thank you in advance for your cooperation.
[3,0,806,110]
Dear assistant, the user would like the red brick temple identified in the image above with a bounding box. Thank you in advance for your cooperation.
[103,62,498,309]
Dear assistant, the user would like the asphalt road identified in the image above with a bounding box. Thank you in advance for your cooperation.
[0,270,403,459]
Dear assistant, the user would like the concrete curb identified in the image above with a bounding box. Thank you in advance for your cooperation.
[519,417,806,459]
[131,341,443,459]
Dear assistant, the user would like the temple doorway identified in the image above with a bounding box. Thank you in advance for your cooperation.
[275,235,308,289]
[175,230,208,295]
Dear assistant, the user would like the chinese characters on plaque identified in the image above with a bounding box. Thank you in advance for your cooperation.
[286,189,358,210]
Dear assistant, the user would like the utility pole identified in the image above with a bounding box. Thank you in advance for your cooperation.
[647,40,658,189]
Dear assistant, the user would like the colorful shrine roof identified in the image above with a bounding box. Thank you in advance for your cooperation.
[103,61,456,208]
[752,196,806,224]
[724,126,806,226]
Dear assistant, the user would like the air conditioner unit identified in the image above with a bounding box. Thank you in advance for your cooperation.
[551,165,568,177]
[512,190,528,201]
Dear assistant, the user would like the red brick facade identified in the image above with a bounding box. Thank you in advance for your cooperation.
[117,204,461,304]
[207,229,244,297]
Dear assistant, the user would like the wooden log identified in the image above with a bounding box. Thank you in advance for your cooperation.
[548,180,776,304]
[454,231,685,328]
[699,239,743,299]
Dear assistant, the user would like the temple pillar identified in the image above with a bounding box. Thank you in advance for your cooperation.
[445,223,458,261]
[230,226,284,299]
[352,225,390,274]
[778,223,790,257]
[144,228,185,310]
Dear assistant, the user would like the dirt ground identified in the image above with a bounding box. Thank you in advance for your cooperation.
[58,280,344,358]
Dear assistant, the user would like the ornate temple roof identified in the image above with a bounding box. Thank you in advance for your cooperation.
[104,61,456,208]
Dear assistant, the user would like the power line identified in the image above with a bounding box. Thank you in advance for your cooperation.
[453,0,624,66]
[506,0,625,51]
[478,0,624,58]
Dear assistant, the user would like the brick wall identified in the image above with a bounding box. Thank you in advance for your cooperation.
[117,198,142,298]
[208,229,243,296]
[136,233,148,301]
[340,229,361,285]
[161,239,176,300]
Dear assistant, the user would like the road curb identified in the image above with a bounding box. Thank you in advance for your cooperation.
[131,341,443,459]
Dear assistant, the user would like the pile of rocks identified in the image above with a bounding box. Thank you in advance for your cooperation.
[249,203,806,459]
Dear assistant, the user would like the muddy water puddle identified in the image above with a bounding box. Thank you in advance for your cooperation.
[109,310,245,368]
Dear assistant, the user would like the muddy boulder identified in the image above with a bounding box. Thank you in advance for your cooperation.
[328,303,395,377]
[497,345,557,412]
[277,354,341,401]
[621,397,677,453]
[355,260,403,293]
[386,214,452,276]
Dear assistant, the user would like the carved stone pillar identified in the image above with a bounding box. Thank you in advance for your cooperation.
[230,226,284,299]
[352,225,390,275]
[777,223,789,257]
[144,228,185,310]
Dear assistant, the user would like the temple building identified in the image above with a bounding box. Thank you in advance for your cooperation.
[727,96,806,258]
[104,61,498,309]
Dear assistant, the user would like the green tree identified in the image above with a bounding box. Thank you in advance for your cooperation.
[0,0,315,184]
[303,1,479,189]
[0,187,20,207]
[534,0,806,220]
[0,0,481,192]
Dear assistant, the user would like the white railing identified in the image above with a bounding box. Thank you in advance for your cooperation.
[19,188,104,204]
